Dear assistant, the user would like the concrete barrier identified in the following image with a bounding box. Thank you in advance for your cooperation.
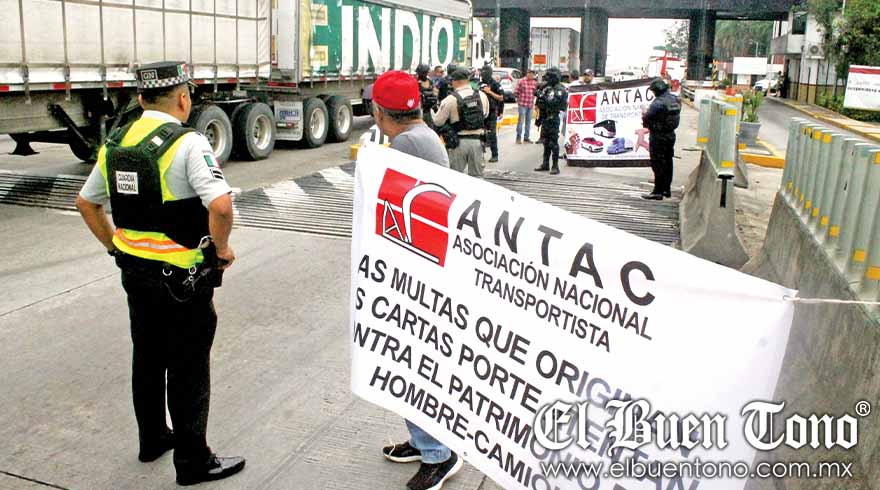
[742,193,880,490]
[680,153,751,268]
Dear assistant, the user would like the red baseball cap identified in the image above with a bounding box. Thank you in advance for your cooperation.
[373,71,420,111]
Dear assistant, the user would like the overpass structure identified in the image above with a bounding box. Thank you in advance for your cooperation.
[472,0,798,80]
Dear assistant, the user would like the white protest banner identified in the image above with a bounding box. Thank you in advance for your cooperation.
[350,144,795,490]
[565,79,655,167]
[844,65,880,111]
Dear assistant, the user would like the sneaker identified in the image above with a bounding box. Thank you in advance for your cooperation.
[382,441,422,463]
[641,193,664,200]
[523,138,533,144]
[406,452,463,490]
[488,156,498,163]
[534,165,549,172]
[515,139,522,144]
[549,167,560,175]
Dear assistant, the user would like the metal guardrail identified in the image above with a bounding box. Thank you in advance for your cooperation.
[697,98,738,178]
[781,118,880,299]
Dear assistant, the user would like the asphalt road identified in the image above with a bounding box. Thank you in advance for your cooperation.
[757,96,863,153]
[0,116,376,191]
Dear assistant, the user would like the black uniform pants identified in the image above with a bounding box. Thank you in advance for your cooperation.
[542,118,561,168]
[484,113,498,158]
[121,265,216,470]
[649,133,676,194]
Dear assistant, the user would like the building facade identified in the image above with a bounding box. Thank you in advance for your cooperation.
[771,9,841,104]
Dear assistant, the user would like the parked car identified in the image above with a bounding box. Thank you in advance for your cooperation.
[612,70,638,82]
[754,77,779,94]
[494,68,524,102]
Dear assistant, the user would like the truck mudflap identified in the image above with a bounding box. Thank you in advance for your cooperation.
[274,101,305,141]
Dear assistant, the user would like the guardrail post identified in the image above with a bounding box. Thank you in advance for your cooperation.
[781,118,806,203]
[799,127,822,220]
[836,143,874,271]
[845,147,880,281]
[808,131,838,231]
[825,139,863,253]
[816,134,847,241]
[793,125,817,210]
[697,98,711,147]
[861,151,880,300]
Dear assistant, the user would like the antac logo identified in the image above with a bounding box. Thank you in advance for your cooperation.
[376,168,455,266]
[568,92,597,125]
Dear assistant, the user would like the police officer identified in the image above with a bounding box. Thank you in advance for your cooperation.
[479,65,504,163]
[534,67,568,175]
[641,78,681,200]
[416,63,439,128]
[75,61,245,486]
[436,62,458,102]
[432,68,490,177]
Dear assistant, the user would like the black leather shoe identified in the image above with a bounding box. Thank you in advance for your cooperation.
[534,165,549,172]
[488,157,498,163]
[641,193,664,200]
[139,431,175,463]
[549,167,560,175]
[383,441,422,463]
[176,454,246,486]
[662,191,672,198]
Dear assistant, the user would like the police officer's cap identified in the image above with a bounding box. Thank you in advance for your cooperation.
[649,78,670,94]
[450,68,471,81]
[136,61,197,93]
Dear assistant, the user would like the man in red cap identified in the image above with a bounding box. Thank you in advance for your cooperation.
[372,70,450,168]
[372,71,460,490]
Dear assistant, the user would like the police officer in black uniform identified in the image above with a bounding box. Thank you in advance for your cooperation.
[416,63,439,128]
[641,78,682,200]
[479,65,504,163]
[534,68,568,175]
[436,62,458,102]
[75,61,245,486]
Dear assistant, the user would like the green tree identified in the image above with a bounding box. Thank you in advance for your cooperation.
[662,21,689,59]
[831,0,880,74]
[713,21,773,61]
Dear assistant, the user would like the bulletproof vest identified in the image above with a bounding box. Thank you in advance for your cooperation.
[419,79,438,111]
[647,92,682,133]
[538,84,567,114]
[105,122,210,250]
[452,91,485,132]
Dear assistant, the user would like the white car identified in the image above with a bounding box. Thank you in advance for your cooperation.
[494,68,524,102]
[612,71,638,82]
[754,78,779,94]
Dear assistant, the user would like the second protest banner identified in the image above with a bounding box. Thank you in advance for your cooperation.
[350,144,795,490]
[565,78,656,167]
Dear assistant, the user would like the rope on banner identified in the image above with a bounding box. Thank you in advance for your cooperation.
[784,295,880,306]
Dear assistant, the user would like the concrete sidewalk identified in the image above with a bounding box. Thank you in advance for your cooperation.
[0,206,493,490]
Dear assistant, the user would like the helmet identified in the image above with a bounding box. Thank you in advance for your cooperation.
[446,63,459,76]
[649,78,670,95]
[545,67,561,85]
[416,63,430,79]
[480,64,493,82]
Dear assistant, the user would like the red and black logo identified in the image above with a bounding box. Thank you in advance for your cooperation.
[376,169,456,266]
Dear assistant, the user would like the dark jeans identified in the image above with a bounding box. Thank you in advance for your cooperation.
[649,133,676,194]
[485,114,498,158]
[542,118,561,168]
[121,266,217,471]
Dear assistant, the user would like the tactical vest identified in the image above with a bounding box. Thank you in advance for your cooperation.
[419,79,438,112]
[99,117,209,269]
[452,91,485,132]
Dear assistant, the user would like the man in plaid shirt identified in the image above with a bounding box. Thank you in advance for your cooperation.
[514,70,538,144]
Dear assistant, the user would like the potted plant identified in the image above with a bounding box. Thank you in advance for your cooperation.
[739,90,764,145]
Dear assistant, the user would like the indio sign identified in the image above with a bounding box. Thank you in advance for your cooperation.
[305,0,468,75]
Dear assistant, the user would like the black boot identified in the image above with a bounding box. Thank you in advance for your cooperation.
[549,163,560,175]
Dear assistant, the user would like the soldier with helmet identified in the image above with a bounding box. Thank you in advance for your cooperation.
[641,78,681,200]
[415,63,439,128]
[75,61,245,486]
[534,67,568,175]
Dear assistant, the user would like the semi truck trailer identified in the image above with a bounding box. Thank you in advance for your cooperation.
[0,0,473,163]
[528,27,579,75]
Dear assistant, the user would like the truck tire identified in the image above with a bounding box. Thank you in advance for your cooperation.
[232,102,276,160]
[68,129,95,163]
[326,96,353,142]
[188,104,233,165]
[302,97,329,148]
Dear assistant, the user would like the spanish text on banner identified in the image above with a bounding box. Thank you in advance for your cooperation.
[350,144,796,490]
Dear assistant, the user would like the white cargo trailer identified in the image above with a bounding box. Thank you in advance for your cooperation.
[528,27,579,75]
[0,0,473,162]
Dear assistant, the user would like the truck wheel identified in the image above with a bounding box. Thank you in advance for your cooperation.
[302,97,329,148]
[68,129,95,163]
[326,96,353,142]
[232,102,276,160]
[188,105,233,165]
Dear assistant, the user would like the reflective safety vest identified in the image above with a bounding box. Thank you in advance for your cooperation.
[98,116,208,269]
